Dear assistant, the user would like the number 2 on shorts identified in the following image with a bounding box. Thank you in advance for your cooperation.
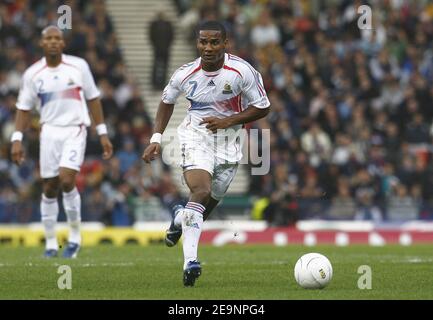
[69,150,77,162]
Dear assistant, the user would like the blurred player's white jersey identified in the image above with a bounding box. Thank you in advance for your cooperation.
[16,54,100,127]
[16,54,99,177]
[163,53,270,162]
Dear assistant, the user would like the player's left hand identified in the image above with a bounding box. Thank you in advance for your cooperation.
[99,135,113,160]
[200,117,231,133]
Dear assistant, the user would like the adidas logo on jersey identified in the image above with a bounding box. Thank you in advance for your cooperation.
[207,80,216,86]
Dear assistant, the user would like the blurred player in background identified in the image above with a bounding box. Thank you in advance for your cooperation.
[10,26,113,258]
[142,21,270,286]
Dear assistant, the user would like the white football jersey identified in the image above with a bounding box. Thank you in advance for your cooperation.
[16,54,100,127]
[163,53,270,161]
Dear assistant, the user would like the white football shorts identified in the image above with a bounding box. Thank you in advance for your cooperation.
[39,124,87,178]
[178,123,238,201]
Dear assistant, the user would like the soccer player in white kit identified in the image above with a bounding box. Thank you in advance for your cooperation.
[10,26,113,258]
[142,21,270,286]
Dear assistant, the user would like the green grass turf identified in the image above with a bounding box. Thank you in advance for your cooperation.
[0,244,432,299]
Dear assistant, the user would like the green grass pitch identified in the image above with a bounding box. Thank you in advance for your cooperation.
[0,244,432,299]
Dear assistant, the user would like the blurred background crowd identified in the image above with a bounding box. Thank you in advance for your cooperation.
[2,0,433,225]
[0,0,179,224]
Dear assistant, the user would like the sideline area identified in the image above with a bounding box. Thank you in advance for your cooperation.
[1,220,433,247]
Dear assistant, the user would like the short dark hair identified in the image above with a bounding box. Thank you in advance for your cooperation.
[197,21,227,40]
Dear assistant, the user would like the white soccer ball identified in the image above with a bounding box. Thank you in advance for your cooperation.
[294,253,333,289]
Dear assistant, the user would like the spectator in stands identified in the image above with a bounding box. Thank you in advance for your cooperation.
[149,12,174,90]
[115,138,140,176]
[384,122,401,164]
[298,173,325,219]
[301,121,332,168]
[263,163,298,226]
[131,188,170,222]
[331,133,355,166]
[109,182,132,226]
[387,183,420,221]
[83,189,109,223]
[405,113,431,144]
[355,189,383,222]
[250,9,281,48]
[328,179,357,220]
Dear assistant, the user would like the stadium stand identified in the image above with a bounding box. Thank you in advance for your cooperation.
[2,0,433,227]
[0,0,179,224]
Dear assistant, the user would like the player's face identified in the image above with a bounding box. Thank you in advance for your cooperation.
[197,30,227,65]
[40,29,65,56]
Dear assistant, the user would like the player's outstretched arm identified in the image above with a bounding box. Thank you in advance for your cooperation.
[200,105,270,133]
[142,101,174,163]
[10,109,31,166]
[87,98,113,160]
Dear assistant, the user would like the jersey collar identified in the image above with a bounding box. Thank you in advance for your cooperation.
[42,54,65,70]
[200,53,228,76]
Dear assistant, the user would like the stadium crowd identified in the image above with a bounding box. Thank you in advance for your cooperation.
[2,0,433,225]
[0,0,178,224]
[179,0,433,225]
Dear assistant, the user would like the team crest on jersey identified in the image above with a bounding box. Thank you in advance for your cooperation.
[222,82,232,94]
[67,78,75,86]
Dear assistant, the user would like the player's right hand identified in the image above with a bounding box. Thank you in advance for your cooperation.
[142,143,161,163]
[11,141,25,166]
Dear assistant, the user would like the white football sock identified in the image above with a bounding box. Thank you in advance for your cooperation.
[62,187,81,245]
[41,194,59,250]
[174,208,184,228]
[182,202,205,270]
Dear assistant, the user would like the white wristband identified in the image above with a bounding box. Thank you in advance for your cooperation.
[11,131,23,142]
[96,123,108,136]
[150,133,162,144]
